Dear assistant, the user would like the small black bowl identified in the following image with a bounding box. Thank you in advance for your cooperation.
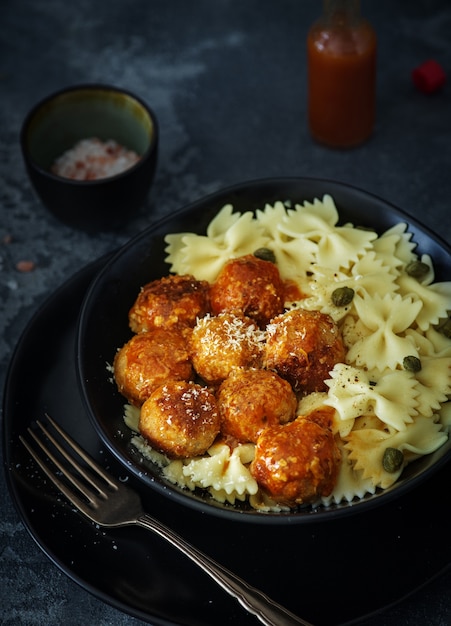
[20,84,159,232]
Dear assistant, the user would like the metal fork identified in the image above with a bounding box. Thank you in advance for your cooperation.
[20,415,313,626]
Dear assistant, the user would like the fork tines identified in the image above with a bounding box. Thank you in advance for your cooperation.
[20,414,118,513]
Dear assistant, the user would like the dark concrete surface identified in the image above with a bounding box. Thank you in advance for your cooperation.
[1,1,450,624]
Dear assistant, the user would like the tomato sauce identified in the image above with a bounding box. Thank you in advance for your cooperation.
[307,9,377,148]
[283,279,304,303]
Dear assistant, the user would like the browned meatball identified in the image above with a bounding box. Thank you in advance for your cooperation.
[264,308,345,394]
[250,418,341,506]
[210,254,285,328]
[189,312,264,386]
[129,274,210,333]
[139,380,220,458]
[217,368,297,443]
[301,405,337,431]
[113,328,193,406]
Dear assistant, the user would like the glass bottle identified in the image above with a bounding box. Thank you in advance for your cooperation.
[307,0,377,148]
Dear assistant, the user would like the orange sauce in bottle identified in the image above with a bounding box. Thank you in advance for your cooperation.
[307,0,377,148]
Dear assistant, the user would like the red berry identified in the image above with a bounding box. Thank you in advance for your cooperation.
[412,59,446,93]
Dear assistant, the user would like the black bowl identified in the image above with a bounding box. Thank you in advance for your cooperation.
[20,84,159,232]
[77,177,451,523]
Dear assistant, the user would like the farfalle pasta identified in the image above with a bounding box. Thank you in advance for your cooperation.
[165,204,270,282]
[413,356,451,416]
[344,415,448,490]
[117,195,450,510]
[294,253,399,323]
[346,292,423,370]
[256,203,318,278]
[278,196,377,271]
[374,222,417,265]
[169,442,258,499]
[324,363,420,432]
[397,273,451,331]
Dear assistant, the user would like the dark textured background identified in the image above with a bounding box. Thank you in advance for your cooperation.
[1,1,450,624]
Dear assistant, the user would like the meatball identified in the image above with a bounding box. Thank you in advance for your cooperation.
[210,254,285,328]
[139,380,220,458]
[129,274,210,333]
[300,405,337,431]
[250,418,341,506]
[113,328,193,406]
[264,308,345,394]
[189,312,265,386]
[217,368,297,443]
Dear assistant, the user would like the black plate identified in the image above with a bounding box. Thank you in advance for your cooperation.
[3,252,451,626]
[77,177,451,522]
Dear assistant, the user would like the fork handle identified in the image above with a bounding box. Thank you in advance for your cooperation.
[137,514,313,626]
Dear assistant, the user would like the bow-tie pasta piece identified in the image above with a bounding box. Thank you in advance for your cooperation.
[345,292,422,371]
[397,273,451,332]
[345,415,448,489]
[164,442,258,505]
[325,364,419,432]
[165,204,269,282]
[279,195,377,271]
[321,439,376,505]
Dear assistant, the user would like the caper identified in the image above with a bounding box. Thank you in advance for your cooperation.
[382,447,404,473]
[403,355,422,372]
[331,286,355,307]
[253,248,276,263]
[405,260,430,279]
